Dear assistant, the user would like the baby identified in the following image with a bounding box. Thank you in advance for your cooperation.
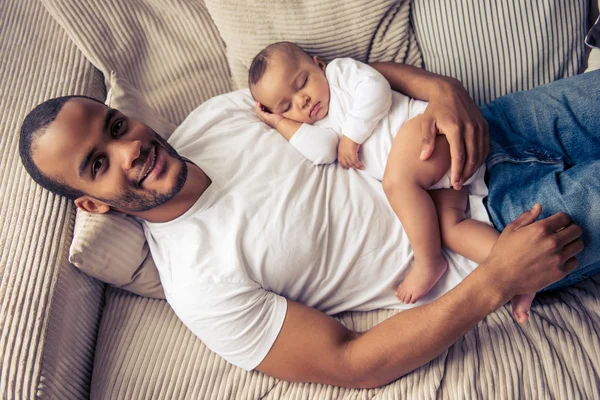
[249,41,535,323]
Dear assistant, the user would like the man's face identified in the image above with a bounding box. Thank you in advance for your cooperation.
[253,53,331,124]
[32,98,187,213]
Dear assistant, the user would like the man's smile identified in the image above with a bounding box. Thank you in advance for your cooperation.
[139,145,157,186]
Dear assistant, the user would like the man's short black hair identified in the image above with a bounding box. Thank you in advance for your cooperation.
[248,41,312,92]
[19,95,103,200]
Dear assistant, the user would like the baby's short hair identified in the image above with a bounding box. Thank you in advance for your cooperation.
[248,41,311,89]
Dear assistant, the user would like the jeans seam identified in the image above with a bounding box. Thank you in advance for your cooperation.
[487,154,563,169]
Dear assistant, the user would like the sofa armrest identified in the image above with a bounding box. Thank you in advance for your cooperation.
[0,0,106,398]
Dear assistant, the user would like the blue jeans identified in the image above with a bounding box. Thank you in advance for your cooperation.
[482,69,600,292]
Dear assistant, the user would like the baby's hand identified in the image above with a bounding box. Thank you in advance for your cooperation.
[255,102,285,129]
[338,136,364,170]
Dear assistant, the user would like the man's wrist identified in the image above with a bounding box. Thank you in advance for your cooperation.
[468,261,513,310]
[430,76,463,101]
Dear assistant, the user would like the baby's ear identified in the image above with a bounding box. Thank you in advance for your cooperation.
[313,56,326,71]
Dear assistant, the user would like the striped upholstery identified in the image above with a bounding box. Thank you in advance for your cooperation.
[41,0,234,126]
[93,280,600,399]
[204,0,422,89]
[6,0,598,398]
[412,0,589,105]
[0,0,106,399]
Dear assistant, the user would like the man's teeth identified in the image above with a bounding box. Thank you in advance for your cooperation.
[142,151,156,180]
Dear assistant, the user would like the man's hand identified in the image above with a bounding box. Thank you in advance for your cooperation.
[255,101,285,129]
[480,204,584,301]
[338,136,364,170]
[419,79,489,190]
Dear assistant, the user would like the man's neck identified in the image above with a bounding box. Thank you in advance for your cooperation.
[131,161,211,223]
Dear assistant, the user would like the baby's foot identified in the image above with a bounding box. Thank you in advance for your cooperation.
[511,293,535,323]
[396,257,448,304]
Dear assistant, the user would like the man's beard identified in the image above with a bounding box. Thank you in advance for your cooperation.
[98,134,189,212]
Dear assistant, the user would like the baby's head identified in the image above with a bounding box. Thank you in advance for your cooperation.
[249,42,330,124]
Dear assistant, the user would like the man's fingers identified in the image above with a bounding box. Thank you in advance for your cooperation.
[446,128,466,189]
[419,117,437,161]
[461,124,478,182]
[543,212,572,233]
[561,239,584,265]
[556,223,583,246]
[507,204,542,231]
[562,256,579,274]
[479,119,490,162]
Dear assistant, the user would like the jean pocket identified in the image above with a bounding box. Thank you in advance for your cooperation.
[487,145,564,169]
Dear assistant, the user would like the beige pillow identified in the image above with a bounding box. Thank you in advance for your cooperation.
[204,0,422,89]
[68,72,171,299]
[41,0,234,125]
[70,209,164,299]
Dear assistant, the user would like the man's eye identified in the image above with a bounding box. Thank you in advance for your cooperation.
[112,120,123,137]
[92,157,104,176]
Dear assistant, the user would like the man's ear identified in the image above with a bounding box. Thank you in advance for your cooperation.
[74,195,111,214]
[313,56,326,72]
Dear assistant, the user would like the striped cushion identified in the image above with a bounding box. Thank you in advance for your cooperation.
[412,0,589,105]
[204,0,422,89]
[41,0,234,126]
[0,0,106,398]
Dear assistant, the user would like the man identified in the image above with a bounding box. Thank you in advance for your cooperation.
[19,62,595,389]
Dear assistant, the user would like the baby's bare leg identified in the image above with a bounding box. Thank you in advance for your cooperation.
[429,188,498,263]
[383,115,450,304]
[430,188,535,323]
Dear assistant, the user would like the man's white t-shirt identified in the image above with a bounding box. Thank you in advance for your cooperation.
[142,89,489,371]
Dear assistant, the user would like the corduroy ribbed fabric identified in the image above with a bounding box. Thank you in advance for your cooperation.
[0,0,106,399]
[91,279,600,399]
[412,0,589,105]
[41,0,235,126]
[19,0,600,398]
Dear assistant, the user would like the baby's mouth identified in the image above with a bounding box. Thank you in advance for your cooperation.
[309,102,321,118]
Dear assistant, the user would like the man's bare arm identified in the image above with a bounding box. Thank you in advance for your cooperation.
[370,62,489,190]
[257,206,583,388]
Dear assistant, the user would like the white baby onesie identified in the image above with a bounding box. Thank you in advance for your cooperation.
[289,57,486,189]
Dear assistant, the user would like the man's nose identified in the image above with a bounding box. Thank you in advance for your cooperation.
[113,139,142,170]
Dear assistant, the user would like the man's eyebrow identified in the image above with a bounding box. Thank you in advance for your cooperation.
[78,146,97,178]
[78,108,116,178]
[103,108,117,133]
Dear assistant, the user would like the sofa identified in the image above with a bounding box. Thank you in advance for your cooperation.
[1,0,599,398]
